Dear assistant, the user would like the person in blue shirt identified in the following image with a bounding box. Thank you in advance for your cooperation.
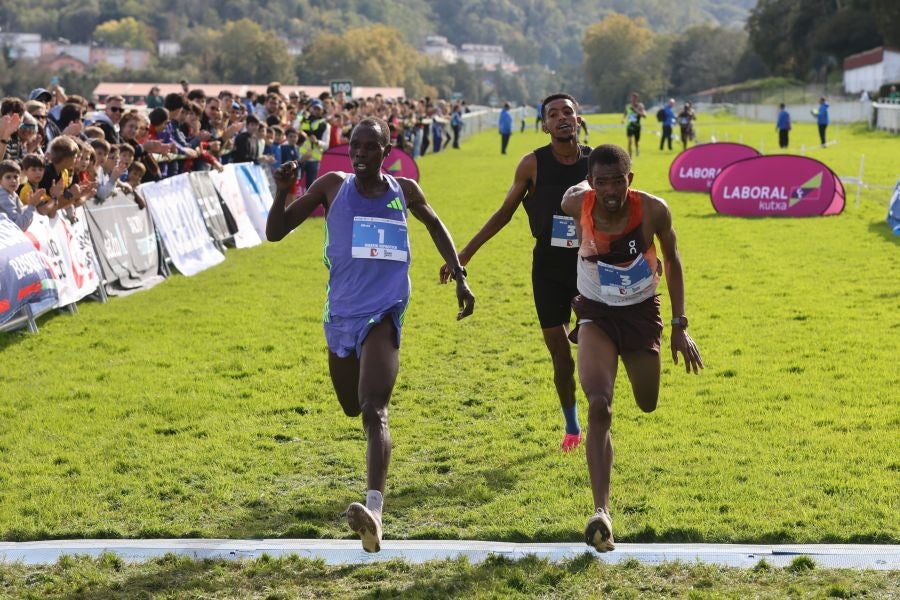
[499,102,513,155]
[659,98,676,151]
[776,103,791,149]
[815,97,829,147]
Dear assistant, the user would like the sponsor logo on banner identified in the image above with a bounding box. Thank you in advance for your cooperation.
[669,143,761,192]
[320,144,420,182]
[710,155,844,217]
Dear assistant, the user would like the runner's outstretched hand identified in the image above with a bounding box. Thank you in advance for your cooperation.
[671,329,703,374]
[455,277,475,320]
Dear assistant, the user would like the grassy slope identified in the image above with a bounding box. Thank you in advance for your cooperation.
[1,114,898,547]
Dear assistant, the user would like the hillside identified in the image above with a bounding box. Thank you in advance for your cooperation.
[0,0,756,68]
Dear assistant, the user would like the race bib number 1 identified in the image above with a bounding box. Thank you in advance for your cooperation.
[351,216,408,262]
[550,215,578,248]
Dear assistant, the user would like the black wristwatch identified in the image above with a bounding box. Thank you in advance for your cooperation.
[671,315,688,329]
[62,188,73,200]
[450,266,467,281]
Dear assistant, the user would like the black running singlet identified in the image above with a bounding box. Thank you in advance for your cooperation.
[523,144,590,261]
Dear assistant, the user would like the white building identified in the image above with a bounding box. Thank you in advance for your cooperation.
[843,46,900,93]
[423,36,458,63]
[158,40,181,58]
[459,43,517,72]
[0,33,42,60]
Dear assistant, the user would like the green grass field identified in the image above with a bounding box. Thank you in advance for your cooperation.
[1,113,898,596]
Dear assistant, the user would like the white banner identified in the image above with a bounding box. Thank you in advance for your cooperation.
[209,166,262,248]
[139,176,224,277]
[25,208,100,306]
[234,163,274,241]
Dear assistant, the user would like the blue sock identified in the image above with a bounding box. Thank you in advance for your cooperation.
[562,403,581,435]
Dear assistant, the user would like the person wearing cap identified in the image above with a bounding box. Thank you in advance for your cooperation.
[29,88,53,104]
[300,99,330,189]
[146,86,164,109]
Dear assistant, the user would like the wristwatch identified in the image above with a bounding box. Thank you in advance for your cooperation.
[450,266,467,281]
[62,188,73,200]
[671,315,688,329]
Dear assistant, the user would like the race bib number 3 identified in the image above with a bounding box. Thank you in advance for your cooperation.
[351,216,409,262]
[597,255,654,298]
[550,215,578,248]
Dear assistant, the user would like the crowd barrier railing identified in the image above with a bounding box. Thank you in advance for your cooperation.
[1,162,274,334]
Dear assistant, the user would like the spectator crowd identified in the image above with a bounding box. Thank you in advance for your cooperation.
[0,80,470,232]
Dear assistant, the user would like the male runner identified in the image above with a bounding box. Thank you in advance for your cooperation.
[266,117,475,553]
[622,93,646,158]
[561,144,703,552]
[441,93,590,451]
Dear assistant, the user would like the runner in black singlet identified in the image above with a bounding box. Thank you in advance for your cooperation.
[440,93,591,452]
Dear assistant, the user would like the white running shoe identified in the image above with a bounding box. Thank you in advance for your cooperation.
[347,502,383,553]
[584,507,615,552]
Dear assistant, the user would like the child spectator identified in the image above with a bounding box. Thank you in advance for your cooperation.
[117,144,135,177]
[281,128,303,164]
[40,135,92,220]
[90,138,124,201]
[0,159,44,230]
[126,162,147,209]
[17,154,48,212]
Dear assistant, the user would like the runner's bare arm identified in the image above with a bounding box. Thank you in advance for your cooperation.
[651,197,703,373]
[266,162,341,241]
[439,153,536,283]
[401,179,475,320]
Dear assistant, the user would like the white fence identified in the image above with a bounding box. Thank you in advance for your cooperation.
[732,101,873,124]
[459,106,529,141]
[872,103,900,132]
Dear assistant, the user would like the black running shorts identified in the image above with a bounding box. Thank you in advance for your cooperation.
[531,254,578,329]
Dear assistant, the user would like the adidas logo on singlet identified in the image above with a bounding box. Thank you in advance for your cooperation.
[386,198,403,210]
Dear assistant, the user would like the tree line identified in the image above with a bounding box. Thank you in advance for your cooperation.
[1,1,899,109]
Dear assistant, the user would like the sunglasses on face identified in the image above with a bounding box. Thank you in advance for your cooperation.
[108,106,124,113]
[34,114,47,119]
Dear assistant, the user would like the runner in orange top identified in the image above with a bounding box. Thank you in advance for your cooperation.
[561,143,703,553]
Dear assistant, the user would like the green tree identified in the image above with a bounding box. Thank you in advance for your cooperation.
[582,12,667,111]
[298,25,427,94]
[93,17,155,50]
[870,0,900,45]
[211,19,295,84]
[669,26,749,95]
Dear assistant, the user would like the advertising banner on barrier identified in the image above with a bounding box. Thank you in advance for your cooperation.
[321,144,419,181]
[234,163,274,240]
[208,166,262,248]
[25,209,100,306]
[140,176,225,276]
[187,172,235,243]
[0,216,57,324]
[85,192,164,294]
[669,143,761,192]
[710,155,845,217]
[887,179,900,234]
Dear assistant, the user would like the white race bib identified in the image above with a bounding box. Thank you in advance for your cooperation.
[596,254,656,304]
[550,215,578,248]
[351,216,408,262]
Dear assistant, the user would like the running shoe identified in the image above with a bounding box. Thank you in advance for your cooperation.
[584,507,615,552]
[346,502,383,553]
[561,432,584,452]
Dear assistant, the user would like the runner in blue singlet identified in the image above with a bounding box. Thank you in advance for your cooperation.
[266,117,475,553]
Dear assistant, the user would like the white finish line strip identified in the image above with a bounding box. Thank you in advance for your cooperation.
[0,540,897,570]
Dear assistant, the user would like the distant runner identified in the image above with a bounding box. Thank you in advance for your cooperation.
[623,93,646,158]
[266,117,475,553]
[441,94,591,451]
[561,144,703,552]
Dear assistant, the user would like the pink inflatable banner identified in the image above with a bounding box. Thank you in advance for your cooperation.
[669,142,760,191]
[320,144,420,182]
[710,155,844,217]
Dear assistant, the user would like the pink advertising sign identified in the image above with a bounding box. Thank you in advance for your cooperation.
[710,155,845,217]
[669,143,760,191]
[320,144,420,181]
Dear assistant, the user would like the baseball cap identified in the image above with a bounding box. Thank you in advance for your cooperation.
[29,88,52,102]
[309,99,324,110]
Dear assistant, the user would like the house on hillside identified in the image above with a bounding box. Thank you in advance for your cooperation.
[843,46,900,94]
